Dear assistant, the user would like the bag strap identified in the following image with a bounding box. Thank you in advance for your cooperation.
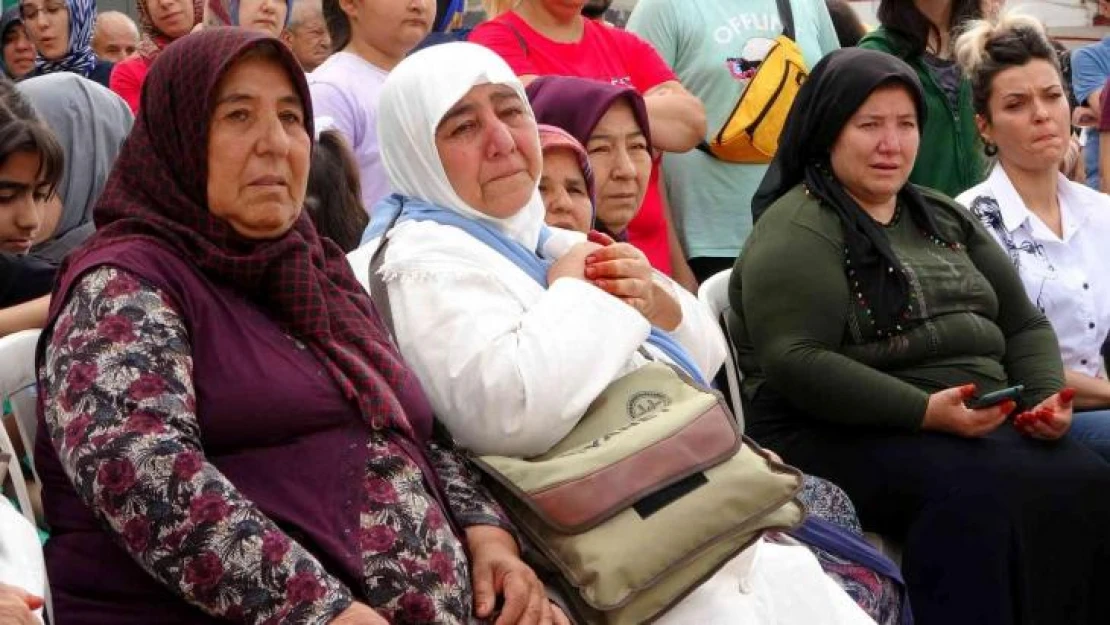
[697,0,795,158]
[367,207,405,341]
[777,0,795,41]
[506,21,529,58]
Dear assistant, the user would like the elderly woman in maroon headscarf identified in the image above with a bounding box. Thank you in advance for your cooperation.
[36,28,554,625]
[528,76,654,245]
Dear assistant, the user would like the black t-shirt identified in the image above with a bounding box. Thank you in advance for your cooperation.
[0,253,56,308]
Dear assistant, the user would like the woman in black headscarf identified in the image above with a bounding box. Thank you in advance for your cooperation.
[731,47,1110,625]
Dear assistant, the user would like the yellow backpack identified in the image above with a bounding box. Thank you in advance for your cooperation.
[698,0,808,164]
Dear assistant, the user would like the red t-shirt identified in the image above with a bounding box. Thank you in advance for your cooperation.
[109,56,151,115]
[469,12,678,275]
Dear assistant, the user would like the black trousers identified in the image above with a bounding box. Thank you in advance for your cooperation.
[748,391,1110,625]
[688,256,736,285]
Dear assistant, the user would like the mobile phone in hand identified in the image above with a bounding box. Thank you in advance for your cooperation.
[965,385,1024,410]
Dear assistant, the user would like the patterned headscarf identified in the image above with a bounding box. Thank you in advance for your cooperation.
[25,0,97,76]
[65,28,427,438]
[136,0,204,61]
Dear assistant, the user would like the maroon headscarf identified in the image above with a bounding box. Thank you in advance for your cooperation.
[58,28,427,439]
[527,76,652,155]
[526,76,652,237]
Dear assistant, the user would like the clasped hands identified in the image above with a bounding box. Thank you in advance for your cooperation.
[331,526,567,624]
[547,230,680,330]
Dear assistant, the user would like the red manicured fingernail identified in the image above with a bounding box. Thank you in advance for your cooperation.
[999,400,1017,415]
[1060,388,1076,404]
[960,384,978,400]
[1037,409,1055,423]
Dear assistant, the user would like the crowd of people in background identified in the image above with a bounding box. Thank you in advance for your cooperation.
[3,0,1110,623]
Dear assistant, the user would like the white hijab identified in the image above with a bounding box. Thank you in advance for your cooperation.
[377,42,547,251]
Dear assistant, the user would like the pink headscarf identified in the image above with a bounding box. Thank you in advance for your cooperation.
[537,123,595,208]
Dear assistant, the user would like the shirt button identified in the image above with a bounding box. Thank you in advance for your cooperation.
[1090,322,1097,329]
[1084,283,1090,290]
[1082,359,1089,365]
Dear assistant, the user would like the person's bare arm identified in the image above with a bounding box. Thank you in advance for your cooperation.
[642,80,706,153]
[1064,369,1110,410]
[0,295,49,338]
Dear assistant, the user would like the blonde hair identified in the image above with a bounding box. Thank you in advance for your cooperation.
[953,12,1061,116]
[482,0,517,17]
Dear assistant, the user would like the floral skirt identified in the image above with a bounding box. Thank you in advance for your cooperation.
[770,475,906,625]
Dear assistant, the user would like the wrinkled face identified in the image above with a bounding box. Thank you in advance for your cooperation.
[342,0,431,60]
[147,0,196,40]
[92,17,139,62]
[435,83,542,220]
[238,0,287,37]
[282,12,330,71]
[2,23,35,78]
[539,148,592,233]
[21,0,69,61]
[829,84,920,211]
[0,151,49,254]
[980,59,1070,173]
[207,52,311,240]
[585,100,651,235]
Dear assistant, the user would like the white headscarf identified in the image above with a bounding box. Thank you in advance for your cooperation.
[377,42,547,251]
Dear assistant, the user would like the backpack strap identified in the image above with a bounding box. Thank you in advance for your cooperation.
[777,0,796,41]
[366,207,405,341]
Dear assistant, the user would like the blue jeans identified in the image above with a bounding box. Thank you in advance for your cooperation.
[1069,409,1110,462]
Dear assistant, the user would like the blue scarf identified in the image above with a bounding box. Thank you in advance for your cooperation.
[365,194,708,385]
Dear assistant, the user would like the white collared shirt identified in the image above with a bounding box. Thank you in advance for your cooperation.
[958,166,1110,377]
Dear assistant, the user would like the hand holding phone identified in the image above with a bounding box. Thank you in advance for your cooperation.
[965,385,1024,410]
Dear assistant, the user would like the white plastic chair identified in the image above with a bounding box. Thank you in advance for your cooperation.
[697,269,745,431]
[0,329,40,525]
[0,329,53,622]
[696,271,903,566]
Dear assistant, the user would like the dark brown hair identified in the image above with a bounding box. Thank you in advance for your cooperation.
[954,14,1061,119]
[305,129,368,252]
[0,78,64,197]
[322,0,350,51]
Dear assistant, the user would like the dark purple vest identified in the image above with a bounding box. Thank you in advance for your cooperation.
[35,240,427,624]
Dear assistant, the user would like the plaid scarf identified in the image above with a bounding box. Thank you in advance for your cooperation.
[62,28,425,439]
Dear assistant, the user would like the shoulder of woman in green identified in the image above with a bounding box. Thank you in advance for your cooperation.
[744,184,845,253]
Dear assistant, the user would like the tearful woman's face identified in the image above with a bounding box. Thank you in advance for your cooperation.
[206,50,311,239]
[435,83,542,219]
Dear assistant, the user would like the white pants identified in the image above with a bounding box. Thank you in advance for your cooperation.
[655,538,877,625]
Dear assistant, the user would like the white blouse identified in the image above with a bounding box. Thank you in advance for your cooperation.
[957,166,1110,377]
[348,222,727,457]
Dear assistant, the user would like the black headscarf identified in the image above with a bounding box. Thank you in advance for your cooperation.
[752,47,951,339]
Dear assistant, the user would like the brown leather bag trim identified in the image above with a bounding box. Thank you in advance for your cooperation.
[529,402,740,532]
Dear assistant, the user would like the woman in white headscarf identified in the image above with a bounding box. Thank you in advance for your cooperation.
[349,41,876,625]
[18,72,133,262]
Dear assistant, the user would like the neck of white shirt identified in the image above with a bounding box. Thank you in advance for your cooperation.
[1000,159,1062,238]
